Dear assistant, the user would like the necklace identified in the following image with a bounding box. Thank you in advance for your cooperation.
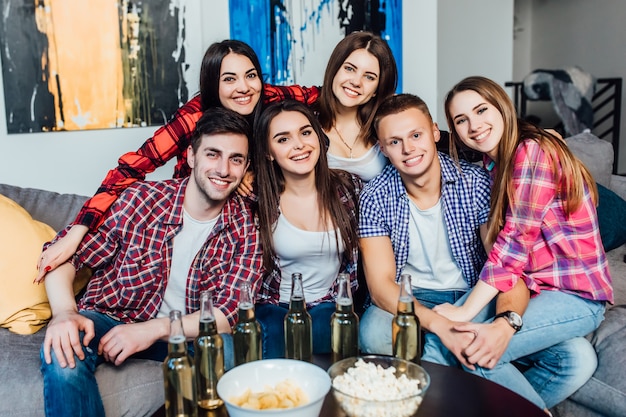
[333,125,359,159]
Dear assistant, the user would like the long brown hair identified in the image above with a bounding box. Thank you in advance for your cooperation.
[252,100,359,273]
[445,76,598,244]
[316,31,398,146]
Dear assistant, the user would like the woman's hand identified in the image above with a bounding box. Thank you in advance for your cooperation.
[433,303,473,323]
[236,170,255,197]
[36,225,89,283]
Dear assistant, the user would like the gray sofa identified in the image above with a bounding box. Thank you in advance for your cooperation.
[0,133,624,417]
[0,184,163,417]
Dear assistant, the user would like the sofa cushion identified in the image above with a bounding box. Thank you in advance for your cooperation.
[596,184,626,251]
[566,305,626,416]
[0,195,57,334]
[0,327,164,417]
[566,132,613,189]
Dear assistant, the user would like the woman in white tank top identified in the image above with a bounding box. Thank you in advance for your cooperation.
[252,100,362,359]
[315,31,398,182]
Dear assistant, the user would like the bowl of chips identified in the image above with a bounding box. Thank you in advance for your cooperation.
[328,355,430,417]
[216,359,331,417]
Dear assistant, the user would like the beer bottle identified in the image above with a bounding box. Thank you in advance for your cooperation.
[284,273,313,362]
[330,273,359,363]
[163,310,198,417]
[194,290,224,410]
[232,282,262,365]
[392,273,421,364]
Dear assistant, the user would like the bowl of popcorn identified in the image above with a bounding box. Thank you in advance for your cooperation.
[328,355,430,417]
[216,359,331,417]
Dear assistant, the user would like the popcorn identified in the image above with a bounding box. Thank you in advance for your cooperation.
[331,358,424,417]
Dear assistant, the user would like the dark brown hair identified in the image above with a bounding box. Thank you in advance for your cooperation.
[252,100,359,273]
[316,31,398,145]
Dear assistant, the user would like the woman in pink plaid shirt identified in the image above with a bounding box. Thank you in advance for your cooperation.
[423,76,612,412]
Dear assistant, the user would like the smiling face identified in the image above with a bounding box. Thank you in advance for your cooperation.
[448,89,504,161]
[331,48,380,110]
[377,107,440,182]
[187,132,249,207]
[268,110,320,179]
[218,53,262,116]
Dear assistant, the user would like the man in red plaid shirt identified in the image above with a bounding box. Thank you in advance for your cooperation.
[39,107,262,417]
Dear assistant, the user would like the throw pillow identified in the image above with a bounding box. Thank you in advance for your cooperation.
[596,183,626,252]
[0,195,88,334]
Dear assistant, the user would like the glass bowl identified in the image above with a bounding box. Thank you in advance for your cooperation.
[327,355,430,417]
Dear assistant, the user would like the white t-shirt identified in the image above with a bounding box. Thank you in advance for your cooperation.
[326,143,387,182]
[157,209,218,318]
[401,199,467,291]
[272,214,343,303]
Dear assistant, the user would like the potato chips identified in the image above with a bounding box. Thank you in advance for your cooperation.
[229,379,309,410]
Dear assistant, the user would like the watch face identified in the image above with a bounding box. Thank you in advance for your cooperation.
[509,312,523,328]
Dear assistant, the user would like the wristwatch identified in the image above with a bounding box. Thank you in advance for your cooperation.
[494,311,523,332]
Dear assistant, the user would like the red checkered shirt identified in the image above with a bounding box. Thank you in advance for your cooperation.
[59,178,263,326]
[481,139,613,303]
[75,84,320,230]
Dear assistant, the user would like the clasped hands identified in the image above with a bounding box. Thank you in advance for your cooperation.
[434,303,513,371]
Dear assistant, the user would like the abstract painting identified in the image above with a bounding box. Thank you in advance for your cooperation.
[0,0,191,133]
[229,0,402,91]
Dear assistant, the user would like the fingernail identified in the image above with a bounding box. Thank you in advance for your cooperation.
[45,266,51,272]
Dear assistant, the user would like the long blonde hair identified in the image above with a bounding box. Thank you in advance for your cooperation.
[445,76,598,244]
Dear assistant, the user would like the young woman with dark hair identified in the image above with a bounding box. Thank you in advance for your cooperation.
[252,100,361,358]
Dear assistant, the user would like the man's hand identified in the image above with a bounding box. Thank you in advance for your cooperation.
[453,319,516,369]
[43,311,95,368]
[99,321,164,366]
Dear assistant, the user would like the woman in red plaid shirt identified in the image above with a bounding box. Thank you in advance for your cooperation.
[424,76,612,411]
[36,40,319,280]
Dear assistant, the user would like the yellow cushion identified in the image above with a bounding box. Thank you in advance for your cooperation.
[0,194,57,334]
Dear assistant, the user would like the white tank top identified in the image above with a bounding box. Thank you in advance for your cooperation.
[326,143,387,182]
[158,210,218,318]
[402,199,467,291]
[273,214,343,303]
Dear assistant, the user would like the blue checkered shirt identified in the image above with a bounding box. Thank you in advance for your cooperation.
[359,152,491,286]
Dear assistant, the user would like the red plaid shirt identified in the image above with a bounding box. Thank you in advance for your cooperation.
[75,84,320,230]
[481,139,613,303]
[59,178,263,326]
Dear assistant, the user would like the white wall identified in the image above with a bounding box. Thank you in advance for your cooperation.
[514,0,626,173]
[0,0,514,195]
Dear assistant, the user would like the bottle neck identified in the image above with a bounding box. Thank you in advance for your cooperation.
[237,304,256,322]
[199,318,218,335]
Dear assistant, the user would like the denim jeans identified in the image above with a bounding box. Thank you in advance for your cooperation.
[359,288,466,355]
[255,301,336,359]
[422,289,606,410]
[40,310,234,417]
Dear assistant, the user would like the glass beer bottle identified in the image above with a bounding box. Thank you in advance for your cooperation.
[284,273,312,362]
[163,310,198,417]
[194,290,224,410]
[331,273,359,363]
[392,273,421,364]
[232,282,262,365]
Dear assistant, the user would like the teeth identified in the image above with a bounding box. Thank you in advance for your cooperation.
[475,131,488,140]
[405,156,421,164]
[343,87,359,97]
[292,153,309,161]
[234,96,251,104]
[211,178,228,185]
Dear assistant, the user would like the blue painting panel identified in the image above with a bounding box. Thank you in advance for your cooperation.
[229,0,402,91]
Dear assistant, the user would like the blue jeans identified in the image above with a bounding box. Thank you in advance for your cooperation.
[422,290,606,409]
[40,310,234,417]
[360,288,466,355]
[255,302,336,359]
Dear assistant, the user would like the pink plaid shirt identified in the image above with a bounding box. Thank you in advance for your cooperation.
[481,139,613,303]
[55,178,263,327]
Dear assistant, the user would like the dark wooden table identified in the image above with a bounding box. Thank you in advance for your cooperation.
[154,358,547,417]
